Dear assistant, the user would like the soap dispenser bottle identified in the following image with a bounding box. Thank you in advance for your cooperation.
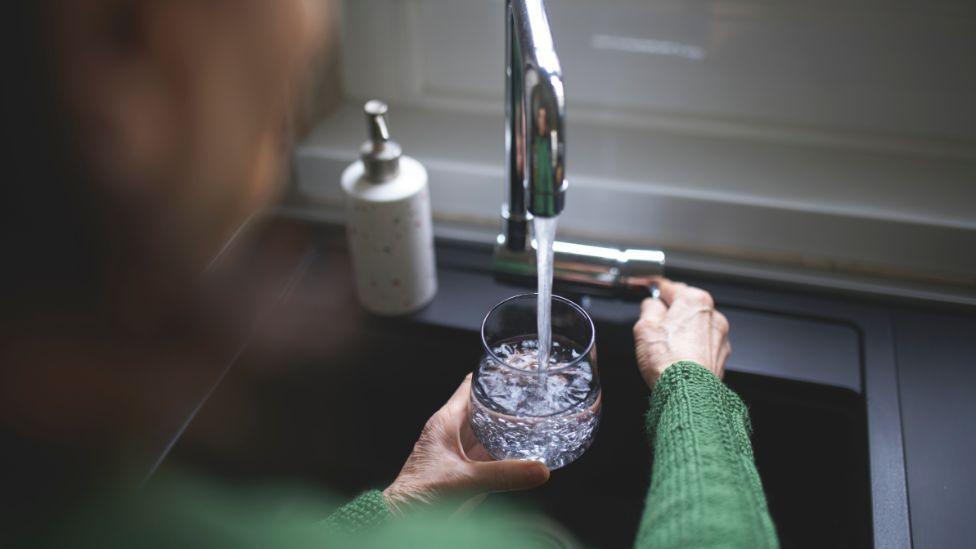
[341,100,436,315]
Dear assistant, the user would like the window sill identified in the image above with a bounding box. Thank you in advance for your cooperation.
[290,100,976,305]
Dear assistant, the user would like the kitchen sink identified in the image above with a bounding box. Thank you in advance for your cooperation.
[170,314,871,548]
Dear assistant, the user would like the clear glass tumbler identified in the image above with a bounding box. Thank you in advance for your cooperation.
[469,293,601,470]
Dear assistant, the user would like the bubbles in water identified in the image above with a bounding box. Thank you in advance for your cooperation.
[471,335,601,469]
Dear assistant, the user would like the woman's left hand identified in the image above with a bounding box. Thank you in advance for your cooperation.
[383,374,550,513]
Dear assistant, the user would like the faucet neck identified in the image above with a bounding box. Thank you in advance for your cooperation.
[505,0,566,246]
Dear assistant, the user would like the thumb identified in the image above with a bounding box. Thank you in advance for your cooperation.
[467,459,550,493]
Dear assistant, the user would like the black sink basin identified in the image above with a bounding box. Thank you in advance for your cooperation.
[170,315,871,549]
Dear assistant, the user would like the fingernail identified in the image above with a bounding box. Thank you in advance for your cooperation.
[527,461,550,482]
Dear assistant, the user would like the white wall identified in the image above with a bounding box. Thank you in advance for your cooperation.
[341,0,975,151]
[293,0,976,292]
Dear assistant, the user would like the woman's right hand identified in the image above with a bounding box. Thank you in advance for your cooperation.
[633,278,731,390]
[383,375,550,514]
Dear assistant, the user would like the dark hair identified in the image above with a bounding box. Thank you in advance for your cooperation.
[2,2,110,323]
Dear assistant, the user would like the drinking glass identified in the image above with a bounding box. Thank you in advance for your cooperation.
[469,293,601,470]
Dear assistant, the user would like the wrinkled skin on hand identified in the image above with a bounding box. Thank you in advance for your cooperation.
[384,375,550,513]
[633,278,731,390]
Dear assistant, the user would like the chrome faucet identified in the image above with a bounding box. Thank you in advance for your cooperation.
[504,0,566,247]
[495,0,665,295]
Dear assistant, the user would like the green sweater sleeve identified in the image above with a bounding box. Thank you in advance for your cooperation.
[322,490,392,533]
[635,361,779,549]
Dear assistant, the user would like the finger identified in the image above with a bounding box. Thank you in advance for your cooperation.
[716,341,731,378]
[443,374,473,413]
[709,311,728,356]
[467,460,550,493]
[436,374,473,433]
[459,417,481,453]
[709,311,730,351]
[660,280,714,310]
[639,296,667,323]
[458,409,490,456]
[463,440,493,462]
[712,310,730,335]
[656,278,687,306]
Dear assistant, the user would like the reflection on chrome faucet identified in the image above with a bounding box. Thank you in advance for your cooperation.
[504,0,566,249]
[496,0,665,295]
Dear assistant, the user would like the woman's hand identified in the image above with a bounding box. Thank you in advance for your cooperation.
[383,375,550,513]
[633,278,731,390]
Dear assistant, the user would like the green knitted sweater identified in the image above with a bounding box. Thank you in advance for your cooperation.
[325,361,779,548]
[636,361,779,548]
[39,362,777,548]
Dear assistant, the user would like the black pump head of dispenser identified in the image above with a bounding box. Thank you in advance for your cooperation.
[360,100,402,182]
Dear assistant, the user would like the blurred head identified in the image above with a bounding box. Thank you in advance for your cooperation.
[535,106,548,136]
[2,0,326,323]
[0,0,330,458]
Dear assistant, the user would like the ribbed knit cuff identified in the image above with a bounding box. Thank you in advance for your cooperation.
[638,361,777,548]
[645,361,749,443]
[322,490,393,533]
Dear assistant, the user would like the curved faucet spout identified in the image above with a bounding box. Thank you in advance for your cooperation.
[495,0,666,293]
[505,0,566,250]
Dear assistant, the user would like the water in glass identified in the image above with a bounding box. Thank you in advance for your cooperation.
[470,295,601,470]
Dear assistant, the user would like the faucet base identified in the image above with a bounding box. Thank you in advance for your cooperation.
[493,236,666,297]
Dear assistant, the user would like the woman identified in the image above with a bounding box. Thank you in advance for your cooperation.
[1,1,777,547]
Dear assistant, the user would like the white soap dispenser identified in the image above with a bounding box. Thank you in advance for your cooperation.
[341,100,436,315]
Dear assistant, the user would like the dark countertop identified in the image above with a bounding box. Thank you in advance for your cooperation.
[892,310,976,549]
[159,219,976,549]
